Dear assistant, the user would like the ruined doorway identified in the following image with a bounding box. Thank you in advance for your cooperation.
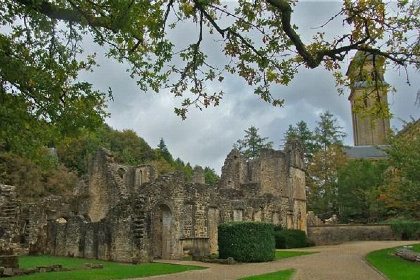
[153,204,173,259]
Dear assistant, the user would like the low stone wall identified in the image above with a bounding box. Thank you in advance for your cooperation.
[307,224,399,245]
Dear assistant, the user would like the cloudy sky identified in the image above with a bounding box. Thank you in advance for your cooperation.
[83,1,420,174]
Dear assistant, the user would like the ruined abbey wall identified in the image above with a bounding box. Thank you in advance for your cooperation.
[86,149,157,222]
[43,140,307,262]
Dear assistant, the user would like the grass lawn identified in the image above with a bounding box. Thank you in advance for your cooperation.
[366,244,420,280]
[412,245,420,253]
[275,250,314,260]
[10,255,203,280]
[238,269,295,280]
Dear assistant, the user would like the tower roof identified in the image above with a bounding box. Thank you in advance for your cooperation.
[343,146,388,159]
[346,51,386,77]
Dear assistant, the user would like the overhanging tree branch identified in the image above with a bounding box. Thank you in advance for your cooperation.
[15,0,116,32]
[266,0,320,68]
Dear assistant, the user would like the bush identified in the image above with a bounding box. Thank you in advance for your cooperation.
[218,222,275,262]
[275,229,310,249]
[390,221,420,240]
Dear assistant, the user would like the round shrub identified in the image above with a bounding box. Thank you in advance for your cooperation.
[218,222,275,262]
[275,229,309,249]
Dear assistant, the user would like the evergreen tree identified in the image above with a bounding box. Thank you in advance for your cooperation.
[284,120,316,161]
[314,111,347,151]
[300,112,347,219]
[234,126,273,159]
[157,138,174,163]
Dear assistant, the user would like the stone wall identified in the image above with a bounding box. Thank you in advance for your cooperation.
[218,149,248,189]
[0,184,19,268]
[139,173,215,260]
[87,148,157,223]
[307,225,399,245]
[191,166,205,184]
[19,196,72,255]
[47,199,152,263]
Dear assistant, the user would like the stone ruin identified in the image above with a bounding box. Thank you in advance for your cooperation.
[0,185,20,270]
[307,211,324,227]
[2,139,307,263]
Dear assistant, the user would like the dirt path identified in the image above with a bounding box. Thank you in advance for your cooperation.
[129,241,420,280]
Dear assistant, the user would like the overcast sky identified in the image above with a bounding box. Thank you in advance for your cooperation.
[82,1,420,174]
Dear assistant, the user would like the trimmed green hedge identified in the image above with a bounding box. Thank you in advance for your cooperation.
[390,221,420,239]
[274,229,310,249]
[218,222,275,262]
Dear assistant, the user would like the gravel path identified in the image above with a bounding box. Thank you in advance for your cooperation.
[129,241,420,280]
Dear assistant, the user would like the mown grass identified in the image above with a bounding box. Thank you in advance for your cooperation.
[238,269,295,280]
[10,255,203,280]
[366,244,420,280]
[275,250,314,260]
[412,245,420,253]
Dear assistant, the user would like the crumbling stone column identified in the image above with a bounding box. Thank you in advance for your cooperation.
[191,166,205,184]
[0,184,20,269]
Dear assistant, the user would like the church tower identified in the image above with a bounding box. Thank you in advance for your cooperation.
[347,51,391,146]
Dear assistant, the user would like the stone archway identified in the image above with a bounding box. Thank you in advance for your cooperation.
[153,204,173,259]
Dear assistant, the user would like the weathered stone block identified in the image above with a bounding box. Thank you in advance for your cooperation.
[0,255,19,269]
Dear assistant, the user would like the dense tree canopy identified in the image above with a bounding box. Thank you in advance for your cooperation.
[57,124,156,173]
[379,131,420,219]
[1,0,419,129]
[337,159,388,223]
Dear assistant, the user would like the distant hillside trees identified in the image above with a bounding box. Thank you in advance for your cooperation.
[57,124,218,183]
[57,124,156,174]
[0,121,219,201]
